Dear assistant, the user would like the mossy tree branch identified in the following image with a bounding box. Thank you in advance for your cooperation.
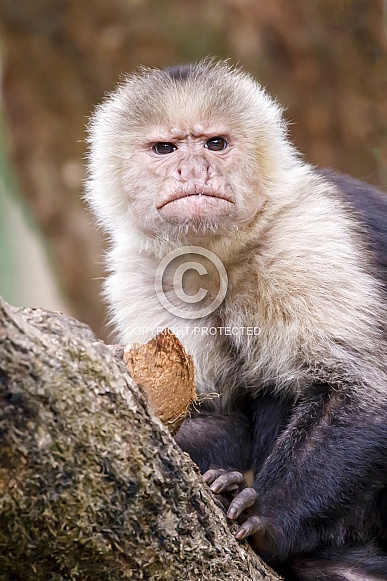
[0,296,280,581]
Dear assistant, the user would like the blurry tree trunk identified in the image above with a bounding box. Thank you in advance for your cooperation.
[0,0,109,340]
[225,0,387,186]
[0,0,384,341]
[0,296,279,581]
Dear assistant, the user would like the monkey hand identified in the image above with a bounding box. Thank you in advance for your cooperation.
[203,469,266,543]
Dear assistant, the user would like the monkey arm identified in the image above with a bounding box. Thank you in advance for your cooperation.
[209,389,387,561]
[174,411,252,474]
[175,392,291,475]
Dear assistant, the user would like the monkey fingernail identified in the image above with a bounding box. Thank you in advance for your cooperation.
[209,476,227,493]
[227,506,239,519]
[235,528,247,540]
[227,487,257,518]
[203,468,226,484]
[235,517,264,540]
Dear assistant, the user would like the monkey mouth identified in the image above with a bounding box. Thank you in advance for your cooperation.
[157,190,233,210]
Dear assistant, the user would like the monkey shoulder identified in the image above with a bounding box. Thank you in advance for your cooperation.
[317,168,387,290]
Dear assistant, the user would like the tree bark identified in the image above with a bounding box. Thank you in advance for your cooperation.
[0,296,280,581]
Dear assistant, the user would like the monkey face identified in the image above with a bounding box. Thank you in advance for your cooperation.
[123,120,266,237]
[109,107,271,241]
[87,61,293,244]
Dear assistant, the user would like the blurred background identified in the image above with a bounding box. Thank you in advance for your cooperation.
[0,0,385,341]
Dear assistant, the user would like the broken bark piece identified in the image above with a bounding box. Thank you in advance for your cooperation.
[123,329,195,435]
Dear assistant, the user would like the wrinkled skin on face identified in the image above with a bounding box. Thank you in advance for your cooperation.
[129,121,267,238]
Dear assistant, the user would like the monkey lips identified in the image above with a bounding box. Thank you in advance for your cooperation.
[157,189,234,222]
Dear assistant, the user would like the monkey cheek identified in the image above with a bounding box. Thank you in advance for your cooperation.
[157,196,234,225]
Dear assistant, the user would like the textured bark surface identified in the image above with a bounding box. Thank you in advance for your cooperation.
[0,297,280,581]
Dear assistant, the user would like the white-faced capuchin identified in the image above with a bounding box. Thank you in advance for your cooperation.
[86,60,387,581]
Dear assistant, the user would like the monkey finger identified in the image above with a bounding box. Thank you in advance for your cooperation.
[202,468,228,485]
[235,516,265,540]
[227,487,257,519]
[209,471,245,494]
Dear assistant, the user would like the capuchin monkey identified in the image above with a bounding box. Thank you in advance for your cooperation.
[86,60,387,580]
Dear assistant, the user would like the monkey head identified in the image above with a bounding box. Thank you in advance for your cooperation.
[86,61,298,247]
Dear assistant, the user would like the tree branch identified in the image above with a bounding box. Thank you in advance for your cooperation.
[0,296,280,580]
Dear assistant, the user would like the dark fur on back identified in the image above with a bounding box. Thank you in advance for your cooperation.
[319,169,387,290]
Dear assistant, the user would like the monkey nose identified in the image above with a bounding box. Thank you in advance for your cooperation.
[177,160,210,181]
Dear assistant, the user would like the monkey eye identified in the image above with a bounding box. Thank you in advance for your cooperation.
[204,137,228,152]
[153,142,177,155]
